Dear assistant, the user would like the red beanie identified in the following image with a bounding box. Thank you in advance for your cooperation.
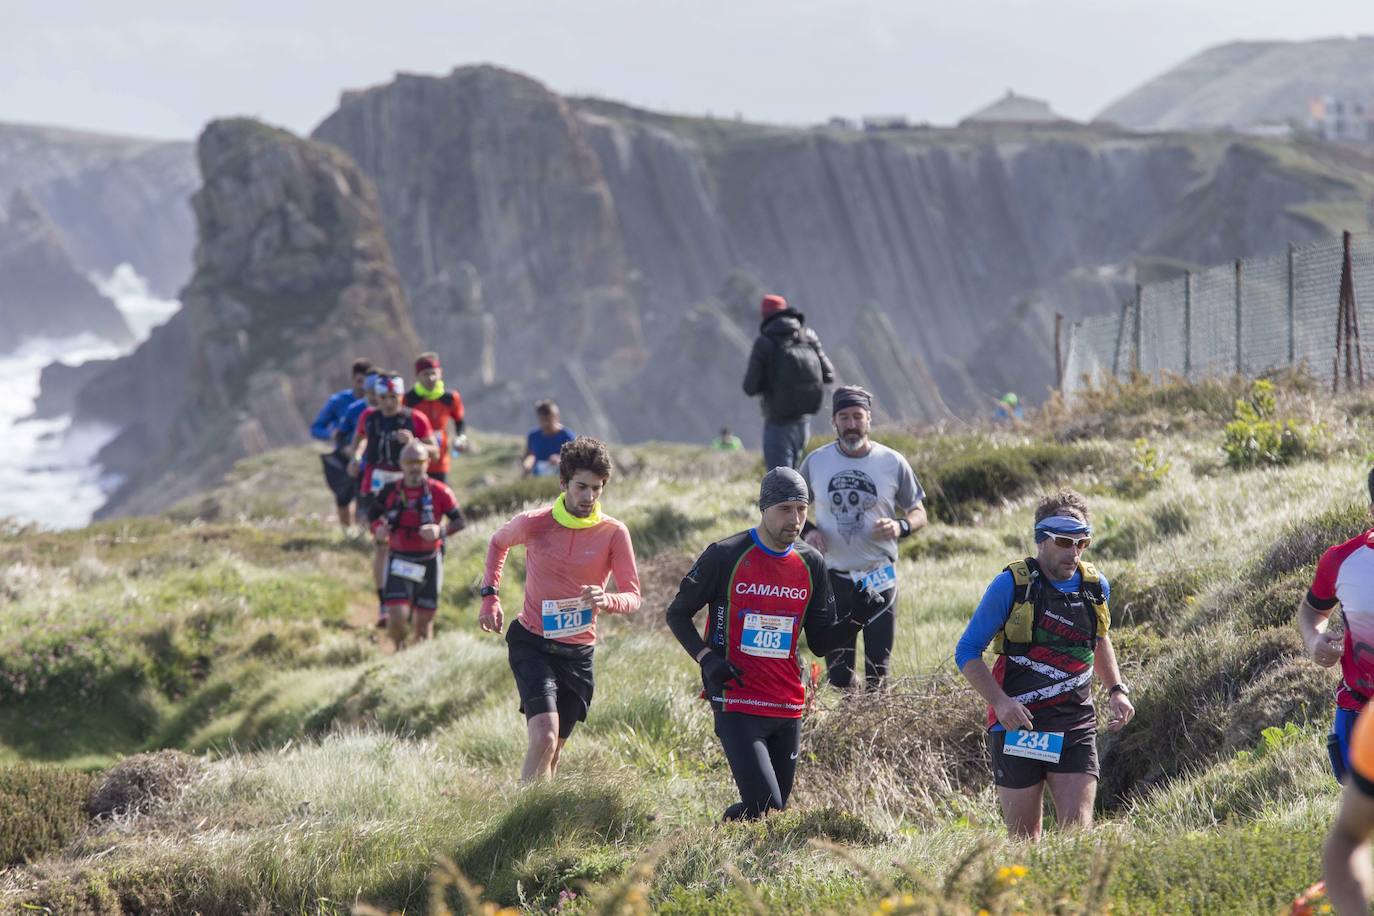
[760,294,788,319]
[415,355,441,373]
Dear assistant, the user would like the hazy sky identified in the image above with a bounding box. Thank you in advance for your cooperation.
[3,1,1373,140]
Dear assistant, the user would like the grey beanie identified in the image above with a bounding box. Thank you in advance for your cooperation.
[832,385,873,415]
[759,467,810,510]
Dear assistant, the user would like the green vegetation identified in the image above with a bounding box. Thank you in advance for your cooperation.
[1221,380,1321,469]
[1,375,1371,913]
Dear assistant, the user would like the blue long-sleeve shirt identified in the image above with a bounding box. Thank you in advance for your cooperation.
[310,389,358,442]
[953,569,1111,669]
[339,397,369,448]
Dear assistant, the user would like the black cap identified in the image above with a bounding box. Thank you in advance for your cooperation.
[759,467,810,510]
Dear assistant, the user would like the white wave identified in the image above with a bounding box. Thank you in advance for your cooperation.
[0,264,182,530]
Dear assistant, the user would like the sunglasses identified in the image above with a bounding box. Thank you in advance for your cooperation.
[1050,535,1091,549]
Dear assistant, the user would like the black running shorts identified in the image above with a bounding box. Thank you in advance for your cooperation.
[320,452,356,507]
[986,726,1099,789]
[506,620,595,738]
[381,551,442,610]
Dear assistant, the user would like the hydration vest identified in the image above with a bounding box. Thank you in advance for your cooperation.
[991,557,1110,655]
[380,478,436,534]
[364,407,418,469]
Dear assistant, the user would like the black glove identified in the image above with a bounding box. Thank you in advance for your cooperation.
[846,585,888,629]
[700,651,744,696]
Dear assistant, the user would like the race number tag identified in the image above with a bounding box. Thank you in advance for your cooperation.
[542,597,593,638]
[852,563,896,592]
[371,469,404,491]
[1002,730,1065,763]
[388,557,427,583]
[740,613,794,659]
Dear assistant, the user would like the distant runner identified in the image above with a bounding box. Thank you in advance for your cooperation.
[310,357,372,528]
[522,399,575,477]
[666,467,883,820]
[479,436,640,782]
[955,489,1134,839]
[1325,705,1374,914]
[350,371,437,629]
[403,352,466,485]
[799,386,926,689]
[1298,468,1374,782]
[369,441,466,650]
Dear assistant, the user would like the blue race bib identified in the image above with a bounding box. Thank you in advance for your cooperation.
[1002,730,1065,763]
[542,597,593,638]
[740,613,794,659]
[851,563,896,592]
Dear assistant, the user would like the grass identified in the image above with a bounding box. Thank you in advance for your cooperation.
[4,381,1374,913]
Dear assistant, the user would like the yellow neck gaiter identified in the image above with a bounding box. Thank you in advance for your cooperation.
[414,378,445,400]
[552,493,601,529]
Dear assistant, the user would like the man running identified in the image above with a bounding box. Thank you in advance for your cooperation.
[666,467,883,820]
[369,441,466,650]
[1325,706,1374,913]
[799,386,926,689]
[955,489,1134,839]
[310,357,372,528]
[522,400,575,477]
[350,371,437,628]
[403,352,466,485]
[1298,468,1374,782]
[479,436,640,782]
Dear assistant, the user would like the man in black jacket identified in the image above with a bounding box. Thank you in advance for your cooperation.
[742,294,835,471]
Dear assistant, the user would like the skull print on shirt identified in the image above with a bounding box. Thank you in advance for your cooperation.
[828,470,878,543]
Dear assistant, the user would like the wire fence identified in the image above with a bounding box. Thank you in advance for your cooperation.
[1062,231,1374,395]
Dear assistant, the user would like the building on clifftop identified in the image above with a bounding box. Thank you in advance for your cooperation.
[959,90,1073,126]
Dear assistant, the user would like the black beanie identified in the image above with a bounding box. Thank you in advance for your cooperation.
[759,467,810,510]
[832,385,873,414]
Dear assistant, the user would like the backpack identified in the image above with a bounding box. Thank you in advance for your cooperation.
[767,330,826,418]
[991,558,1109,655]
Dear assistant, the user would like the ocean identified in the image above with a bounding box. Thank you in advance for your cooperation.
[0,265,180,529]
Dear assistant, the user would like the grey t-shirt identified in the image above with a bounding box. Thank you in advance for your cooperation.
[798,441,924,573]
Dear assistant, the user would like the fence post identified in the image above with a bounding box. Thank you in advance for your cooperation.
[1054,312,1064,390]
[1133,283,1143,374]
[1183,271,1193,378]
[1112,297,1128,377]
[1287,243,1296,365]
[1234,259,1244,375]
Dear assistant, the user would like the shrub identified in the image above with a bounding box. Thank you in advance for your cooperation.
[0,764,95,865]
[1118,437,1172,498]
[86,750,203,819]
[622,504,710,559]
[461,475,560,520]
[1256,500,1368,583]
[922,441,1108,523]
[1221,380,1320,469]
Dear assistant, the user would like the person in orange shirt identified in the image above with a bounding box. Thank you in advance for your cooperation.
[1326,706,1374,913]
[479,436,641,782]
[403,352,466,484]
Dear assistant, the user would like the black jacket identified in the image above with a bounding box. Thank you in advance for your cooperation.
[741,309,836,421]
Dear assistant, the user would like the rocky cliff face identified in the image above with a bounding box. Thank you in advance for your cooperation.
[87,118,419,518]
[0,121,196,294]
[0,189,132,351]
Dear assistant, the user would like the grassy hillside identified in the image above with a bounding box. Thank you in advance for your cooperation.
[0,374,1369,913]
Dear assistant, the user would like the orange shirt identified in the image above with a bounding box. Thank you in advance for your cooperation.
[403,389,465,473]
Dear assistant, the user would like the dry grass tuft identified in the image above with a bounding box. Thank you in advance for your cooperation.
[86,750,204,820]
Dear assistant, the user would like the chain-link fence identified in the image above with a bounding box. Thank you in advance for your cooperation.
[1063,231,1374,395]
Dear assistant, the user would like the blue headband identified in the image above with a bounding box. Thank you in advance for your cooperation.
[1034,515,1092,543]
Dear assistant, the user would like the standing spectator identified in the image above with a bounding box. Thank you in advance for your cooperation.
[743,294,834,471]
[522,400,575,478]
[712,427,743,451]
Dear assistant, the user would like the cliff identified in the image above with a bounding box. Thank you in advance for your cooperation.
[89,119,419,518]
[0,189,132,351]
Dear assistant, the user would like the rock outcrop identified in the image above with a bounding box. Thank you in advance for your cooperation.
[89,118,419,517]
[0,189,132,351]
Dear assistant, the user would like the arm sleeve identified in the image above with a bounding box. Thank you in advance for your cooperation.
[1309,546,1342,610]
[436,486,465,531]
[310,393,345,441]
[450,394,465,435]
[483,513,531,590]
[742,336,769,396]
[603,525,642,614]
[802,556,853,656]
[666,544,721,659]
[954,572,1016,668]
[895,457,925,512]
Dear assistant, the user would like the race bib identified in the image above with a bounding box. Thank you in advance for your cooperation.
[1002,730,1065,763]
[542,597,593,639]
[371,468,404,491]
[389,557,427,583]
[740,613,794,659]
[851,563,896,592]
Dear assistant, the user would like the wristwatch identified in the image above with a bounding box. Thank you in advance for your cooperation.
[1109,683,1131,697]
[479,585,498,598]
[898,518,913,538]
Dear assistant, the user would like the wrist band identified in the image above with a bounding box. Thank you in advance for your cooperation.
[898,518,912,538]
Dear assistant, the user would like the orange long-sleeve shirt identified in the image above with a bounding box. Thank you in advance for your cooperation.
[484,506,640,645]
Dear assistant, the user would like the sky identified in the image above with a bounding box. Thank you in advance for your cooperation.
[2,1,1373,140]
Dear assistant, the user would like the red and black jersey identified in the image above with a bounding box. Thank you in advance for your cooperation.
[359,407,434,472]
[666,529,854,718]
[367,478,464,555]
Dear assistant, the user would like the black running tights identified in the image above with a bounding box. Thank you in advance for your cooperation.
[713,711,802,820]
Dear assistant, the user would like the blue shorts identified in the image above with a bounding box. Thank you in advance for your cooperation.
[1330,706,1359,782]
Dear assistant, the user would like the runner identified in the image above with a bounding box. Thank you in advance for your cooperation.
[403,352,466,485]
[666,467,884,820]
[522,400,575,477]
[954,489,1134,839]
[479,436,640,782]
[1324,705,1374,913]
[799,386,926,689]
[350,371,437,629]
[369,441,466,650]
[1297,468,1374,781]
[310,357,372,528]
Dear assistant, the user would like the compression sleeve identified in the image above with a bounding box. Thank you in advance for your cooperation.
[954,571,1016,669]
[666,544,721,659]
[602,524,642,615]
[484,512,534,591]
